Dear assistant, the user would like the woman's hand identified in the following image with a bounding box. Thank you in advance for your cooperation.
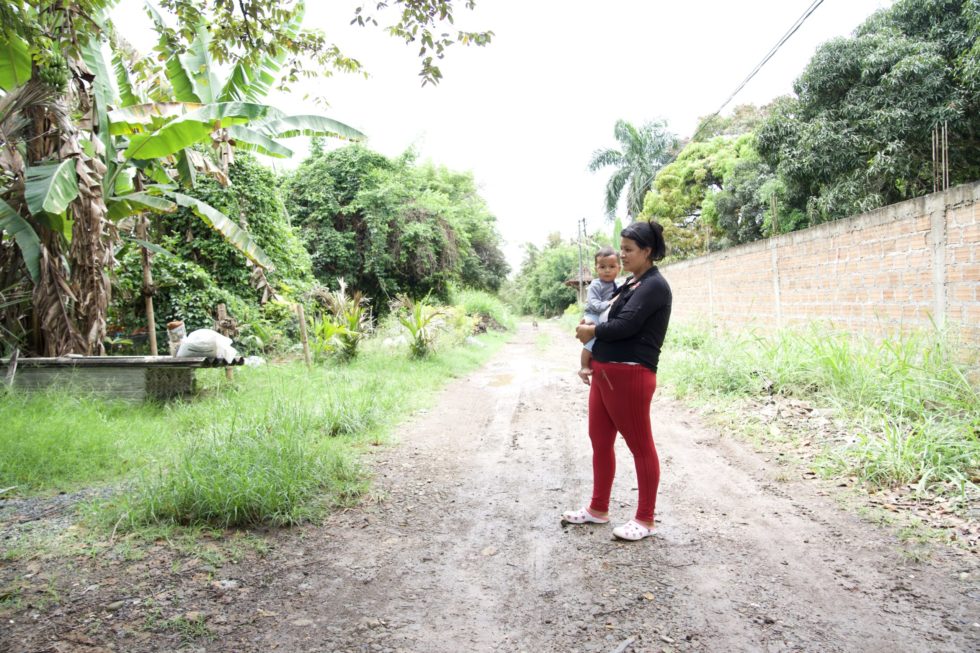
[576,323,596,344]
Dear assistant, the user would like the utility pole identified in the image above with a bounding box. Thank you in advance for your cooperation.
[577,218,585,304]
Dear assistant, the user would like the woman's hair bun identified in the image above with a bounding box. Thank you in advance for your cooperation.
[621,220,666,262]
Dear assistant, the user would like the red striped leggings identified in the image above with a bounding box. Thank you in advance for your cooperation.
[588,360,660,524]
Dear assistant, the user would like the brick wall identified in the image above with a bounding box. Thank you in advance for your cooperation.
[661,182,980,349]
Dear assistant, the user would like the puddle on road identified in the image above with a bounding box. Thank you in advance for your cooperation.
[489,374,514,387]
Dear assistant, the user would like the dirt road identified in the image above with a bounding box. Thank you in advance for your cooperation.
[3,322,979,652]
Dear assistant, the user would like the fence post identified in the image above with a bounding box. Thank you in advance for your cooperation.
[215,304,236,380]
[296,303,312,369]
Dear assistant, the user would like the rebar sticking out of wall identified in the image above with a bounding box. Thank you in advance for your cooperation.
[932,121,949,192]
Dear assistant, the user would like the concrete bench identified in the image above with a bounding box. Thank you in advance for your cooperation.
[0,355,244,401]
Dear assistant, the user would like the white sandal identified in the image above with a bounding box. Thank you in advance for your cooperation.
[561,508,609,525]
[612,520,655,541]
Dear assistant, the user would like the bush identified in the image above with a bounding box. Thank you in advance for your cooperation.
[285,145,509,314]
[452,289,515,332]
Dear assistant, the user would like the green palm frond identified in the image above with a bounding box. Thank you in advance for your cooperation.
[605,168,631,217]
[592,119,679,219]
[588,148,623,172]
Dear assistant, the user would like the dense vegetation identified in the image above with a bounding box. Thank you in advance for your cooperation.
[104,145,509,354]
[661,322,979,513]
[285,143,509,309]
[0,0,491,357]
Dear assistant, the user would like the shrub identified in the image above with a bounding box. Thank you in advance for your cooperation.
[394,294,444,358]
[452,289,515,332]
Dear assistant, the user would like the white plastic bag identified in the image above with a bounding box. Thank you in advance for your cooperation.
[176,328,238,363]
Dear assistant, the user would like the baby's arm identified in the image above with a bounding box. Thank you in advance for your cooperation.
[585,280,611,314]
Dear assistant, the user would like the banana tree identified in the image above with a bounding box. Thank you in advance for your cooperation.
[140,0,364,172]
[0,0,371,356]
[100,0,363,351]
[0,27,276,355]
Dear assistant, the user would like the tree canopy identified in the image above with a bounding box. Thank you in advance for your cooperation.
[632,0,980,262]
[285,144,508,310]
[756,0,980,223]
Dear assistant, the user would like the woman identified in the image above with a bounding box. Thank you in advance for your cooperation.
[563,220,671,541]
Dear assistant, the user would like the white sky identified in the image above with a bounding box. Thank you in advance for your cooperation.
[112,0,893,272]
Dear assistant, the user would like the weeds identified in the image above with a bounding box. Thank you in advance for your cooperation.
[1,325,508,531]
[452,289,515,331]
[662,322,980,496]
[310,278,371,362]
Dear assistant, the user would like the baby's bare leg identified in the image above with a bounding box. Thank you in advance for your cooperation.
[578,348,593,385]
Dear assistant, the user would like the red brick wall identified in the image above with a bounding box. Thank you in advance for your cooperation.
[661,182,980,350]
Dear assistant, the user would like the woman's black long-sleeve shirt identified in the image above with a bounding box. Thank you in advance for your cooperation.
[592,266,672,372]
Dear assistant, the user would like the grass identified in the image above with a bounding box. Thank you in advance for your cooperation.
[660,321,979,496]
[452,289,516,331]
[0,329,508,532]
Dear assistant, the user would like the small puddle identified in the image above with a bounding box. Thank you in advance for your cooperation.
[489,373,514,387]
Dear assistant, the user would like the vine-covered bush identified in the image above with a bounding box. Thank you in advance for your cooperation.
[284,144,509,313]
[511,237,579,317]
[109,154,313,352]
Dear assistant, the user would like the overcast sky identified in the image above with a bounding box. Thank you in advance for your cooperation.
[113,0,893,272]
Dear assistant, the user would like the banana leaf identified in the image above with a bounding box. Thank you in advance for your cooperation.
[108,102,202,136]
[25,161,79,217]
[80,34,119,191]
[171,193,273,269]
[260,114,365,141]
[124,236,173,257]
[122,102,275,160]
[107,191,177,222]
[219,2,305,102]
[0,33,31,92]
[182,25,219,104]
[0,199,41,283]
[145,0,203,103]
[112,51,143,108]
[226,125,294,158]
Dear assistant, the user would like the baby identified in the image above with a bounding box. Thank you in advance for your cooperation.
[578,246,621,385]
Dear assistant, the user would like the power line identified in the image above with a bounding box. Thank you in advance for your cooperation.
[689,0,826,144]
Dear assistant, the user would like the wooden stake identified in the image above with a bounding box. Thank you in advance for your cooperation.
[3,349,18,387]
[137,215,158,356]
[214,303,236,381]
[296,303,311,368]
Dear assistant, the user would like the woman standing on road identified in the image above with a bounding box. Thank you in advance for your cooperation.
[563,220,672,541]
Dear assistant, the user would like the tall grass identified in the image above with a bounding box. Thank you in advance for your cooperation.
[0,330,508,528]
[452,289,516,331]
[661,322,979,494]
[109,399,366,528]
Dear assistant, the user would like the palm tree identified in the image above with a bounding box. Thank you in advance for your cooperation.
[589,119,678,220]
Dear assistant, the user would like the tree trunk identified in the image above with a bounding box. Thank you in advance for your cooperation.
[25,101,84,356]
[67,130,112,355]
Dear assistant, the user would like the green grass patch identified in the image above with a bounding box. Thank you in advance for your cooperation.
[0,330,507,531]
[661,322,980,495]
[452,289,516,331]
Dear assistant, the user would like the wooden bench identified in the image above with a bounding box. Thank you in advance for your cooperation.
[0,355,244,401]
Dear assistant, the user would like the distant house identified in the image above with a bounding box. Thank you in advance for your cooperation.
[564,267,593,304]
